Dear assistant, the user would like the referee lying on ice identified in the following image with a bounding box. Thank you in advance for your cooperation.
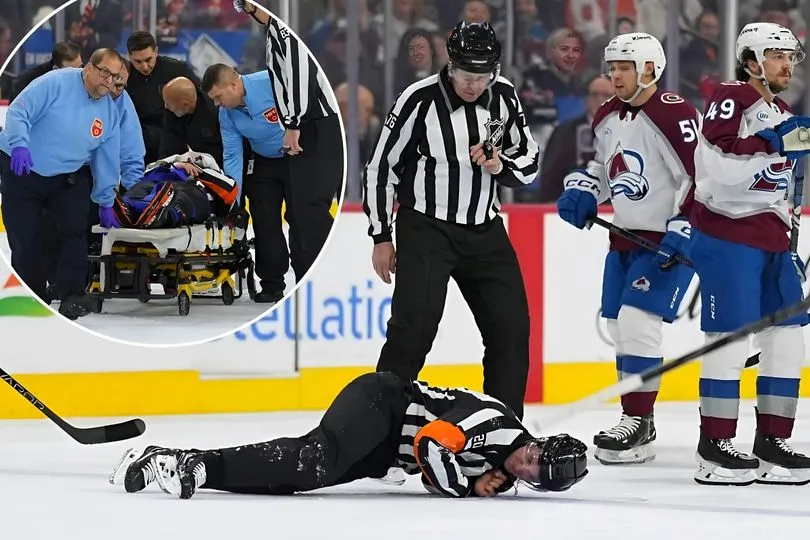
[362,21,540,419]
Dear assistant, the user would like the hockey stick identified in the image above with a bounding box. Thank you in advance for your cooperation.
[0,368,146,444]
[538,292,810,430]
[585,216,761,367]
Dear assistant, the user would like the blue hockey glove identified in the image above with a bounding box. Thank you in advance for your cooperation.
[756,115,810,161]
[654,215,691,270]
[557,169,600,229]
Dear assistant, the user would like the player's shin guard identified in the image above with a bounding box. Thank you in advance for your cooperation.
[752,326,810,485]
[593,310,660,465]
[695,333,757,485]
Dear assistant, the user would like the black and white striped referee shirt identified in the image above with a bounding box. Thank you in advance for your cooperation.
[399,380,533,498]
[362,66,540,243]
[264,17,338,129]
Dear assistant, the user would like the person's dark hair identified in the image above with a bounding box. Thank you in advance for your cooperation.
[201,63,236,92]
[735,48,757,81]
[51,41,81,67]
[394,28,437,91]
[126,31,157,53]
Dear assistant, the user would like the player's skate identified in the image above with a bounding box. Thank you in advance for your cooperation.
[752,431,810,485]
[592,413,656,465]
[109,445,171,493]
[154,449,207,499]
[694,433,759,486]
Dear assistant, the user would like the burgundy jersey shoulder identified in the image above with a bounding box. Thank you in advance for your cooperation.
[703,80,763,111]
[591,95,623,131]
[639,90,700,176]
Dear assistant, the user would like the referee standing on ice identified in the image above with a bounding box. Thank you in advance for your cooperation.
[233,0,344,279]
[362,21,539,419]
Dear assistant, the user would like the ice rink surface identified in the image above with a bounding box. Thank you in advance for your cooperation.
[1,401,809,540]
[0,230,294,345]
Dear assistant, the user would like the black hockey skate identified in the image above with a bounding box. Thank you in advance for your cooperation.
[752,431,810,485]
[694,433,759,486]
[154,449,207,499]
[593,413,656,465]
[109,445,172,493]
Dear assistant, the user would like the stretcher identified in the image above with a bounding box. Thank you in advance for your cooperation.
[86,217,257,316]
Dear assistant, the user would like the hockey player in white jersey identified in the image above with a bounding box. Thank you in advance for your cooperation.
[556,33,700,465]
[690,22,810,486]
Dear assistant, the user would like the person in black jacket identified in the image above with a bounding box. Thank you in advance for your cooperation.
[125,31,200,164]
[10,41,83,103]
[160,76,223,165]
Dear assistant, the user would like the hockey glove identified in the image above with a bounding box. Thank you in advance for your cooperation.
[756,115,810,161]
[10,147,33,176]
[99,206,122,229]
[654,215,691,270]
[557,169,600,229]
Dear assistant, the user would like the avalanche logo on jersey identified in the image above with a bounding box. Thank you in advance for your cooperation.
[750,159,794,194]
[606,146,650,201]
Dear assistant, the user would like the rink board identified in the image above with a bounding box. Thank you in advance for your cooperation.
[3,204,810,418]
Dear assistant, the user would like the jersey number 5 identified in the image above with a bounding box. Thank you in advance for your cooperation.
[679,119,700,143]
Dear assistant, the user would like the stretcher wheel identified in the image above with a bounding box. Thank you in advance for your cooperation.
[91,296,103,314]
[221,282,235,305]
[178,291,190,316]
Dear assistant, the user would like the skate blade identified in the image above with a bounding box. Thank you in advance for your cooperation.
[754,460,810,486]
[693,454,757,486]
[109,447,138,485]
[594,443,655,465]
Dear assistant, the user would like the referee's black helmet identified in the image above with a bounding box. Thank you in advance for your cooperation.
[446,21,501,74]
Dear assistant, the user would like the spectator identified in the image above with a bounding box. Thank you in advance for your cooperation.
[373,0,437,63]
[461,0,491,24]
[66,0,124,60]
[11,41,83,103]
[521,74,613,203]
[334,82,380,167]
[394,28,439,95]
[679,10,720,108]
[520,27,593,129]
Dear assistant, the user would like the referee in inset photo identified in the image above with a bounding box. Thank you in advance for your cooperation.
[362,21,540,420]
[233,0,344,280]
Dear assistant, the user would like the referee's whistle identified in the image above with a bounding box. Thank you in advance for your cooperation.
[483,141,494,160]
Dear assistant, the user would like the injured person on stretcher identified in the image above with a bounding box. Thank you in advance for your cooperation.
[111,151,241,228]
[87,151,257,316]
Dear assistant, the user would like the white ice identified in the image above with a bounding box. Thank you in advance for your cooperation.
[1,401,809,540]
[0,229,294,346]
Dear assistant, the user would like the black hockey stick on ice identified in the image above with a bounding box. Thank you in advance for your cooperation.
[0,368,146,444]
[537,292,810,430]
[585,215,761,368]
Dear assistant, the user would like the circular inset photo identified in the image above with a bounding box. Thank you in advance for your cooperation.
[0,0,346,346]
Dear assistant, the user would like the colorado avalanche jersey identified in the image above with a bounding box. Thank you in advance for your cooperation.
[692,81,795,252]
[587,89,700,250]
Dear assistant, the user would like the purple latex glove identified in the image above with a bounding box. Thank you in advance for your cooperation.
[99,206,121,229]
[10,147,33,176]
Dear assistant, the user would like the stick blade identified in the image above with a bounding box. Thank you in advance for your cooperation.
[68,418,146,445]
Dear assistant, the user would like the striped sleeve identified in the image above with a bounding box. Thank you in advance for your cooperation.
[361,85,423,243]
[265,17,322,129]
[493,81,539,187]
[413,420,471,498]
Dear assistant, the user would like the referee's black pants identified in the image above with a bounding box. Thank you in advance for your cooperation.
[0,152,91,303]
[285,115,343,281]
[244,153,289,295]
[192,372,411,495]
[376,207,530,419]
